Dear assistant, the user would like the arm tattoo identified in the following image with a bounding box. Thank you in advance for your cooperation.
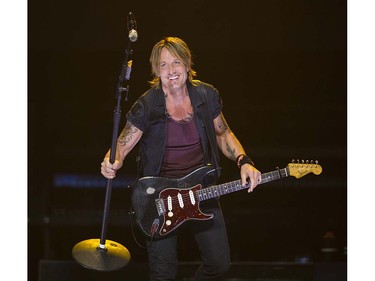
[217,114,229,131]
[118,122,138,146]
[226,143,236,161]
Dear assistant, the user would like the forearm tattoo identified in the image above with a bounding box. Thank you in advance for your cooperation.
[118,122,138,146]
[216,114,236,160]
[226,143,236,161]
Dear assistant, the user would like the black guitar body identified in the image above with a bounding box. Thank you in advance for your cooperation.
[131,165,218,239]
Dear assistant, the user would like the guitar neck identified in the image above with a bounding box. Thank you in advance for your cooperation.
[196,167,289,202]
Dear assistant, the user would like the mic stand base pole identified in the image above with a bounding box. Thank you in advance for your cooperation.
[72,87,131,271]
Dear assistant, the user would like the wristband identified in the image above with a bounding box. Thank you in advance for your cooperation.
[236,154,255,168]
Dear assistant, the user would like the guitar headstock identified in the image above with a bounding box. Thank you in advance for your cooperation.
[287,160,323,179]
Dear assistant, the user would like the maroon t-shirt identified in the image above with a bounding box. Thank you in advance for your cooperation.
[159,117,205,178]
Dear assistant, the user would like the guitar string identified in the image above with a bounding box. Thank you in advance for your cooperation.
[160,166,316,204]
[162,181,251,205]
[161,170,288,205]
[164,181,244,203]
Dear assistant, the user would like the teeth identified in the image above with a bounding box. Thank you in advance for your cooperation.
[169,76,178,80]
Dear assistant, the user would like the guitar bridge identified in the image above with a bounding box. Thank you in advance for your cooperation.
[155,199,165,216]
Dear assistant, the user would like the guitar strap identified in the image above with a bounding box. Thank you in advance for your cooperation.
[198,82,221,179]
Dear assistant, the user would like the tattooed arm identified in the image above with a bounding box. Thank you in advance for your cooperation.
[214,113,246,161]
[101,121,143,179]
[213,113,261,192]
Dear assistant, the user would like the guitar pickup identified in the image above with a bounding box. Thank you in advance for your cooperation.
[155,199,166,216]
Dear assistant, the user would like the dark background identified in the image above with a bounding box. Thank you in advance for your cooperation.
[28,0,347,280]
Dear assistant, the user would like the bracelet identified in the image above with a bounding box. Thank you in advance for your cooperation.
[236,154,255,168]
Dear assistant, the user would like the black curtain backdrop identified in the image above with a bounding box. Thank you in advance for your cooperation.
[28,1,347,280]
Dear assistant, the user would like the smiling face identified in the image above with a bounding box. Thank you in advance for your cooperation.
[158,47,189,93]
[149,37,197,88]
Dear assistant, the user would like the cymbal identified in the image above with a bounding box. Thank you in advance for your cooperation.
[72,239,131,271]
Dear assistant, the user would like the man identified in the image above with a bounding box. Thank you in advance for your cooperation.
[101,37,261,281]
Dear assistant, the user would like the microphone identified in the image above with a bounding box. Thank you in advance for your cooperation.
[127,12,138,42]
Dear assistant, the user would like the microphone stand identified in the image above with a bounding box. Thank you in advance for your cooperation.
[71,36,134,272]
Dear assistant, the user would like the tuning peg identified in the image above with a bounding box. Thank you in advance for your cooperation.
[315,160,319,165]
[302,160,305,164]
[292,159,295,164]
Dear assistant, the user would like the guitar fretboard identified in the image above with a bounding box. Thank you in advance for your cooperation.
[196,167,289,202]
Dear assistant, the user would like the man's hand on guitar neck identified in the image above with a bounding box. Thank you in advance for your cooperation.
[240,164,262,193]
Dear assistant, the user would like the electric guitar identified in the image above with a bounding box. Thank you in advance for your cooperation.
[131,160,322,239]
